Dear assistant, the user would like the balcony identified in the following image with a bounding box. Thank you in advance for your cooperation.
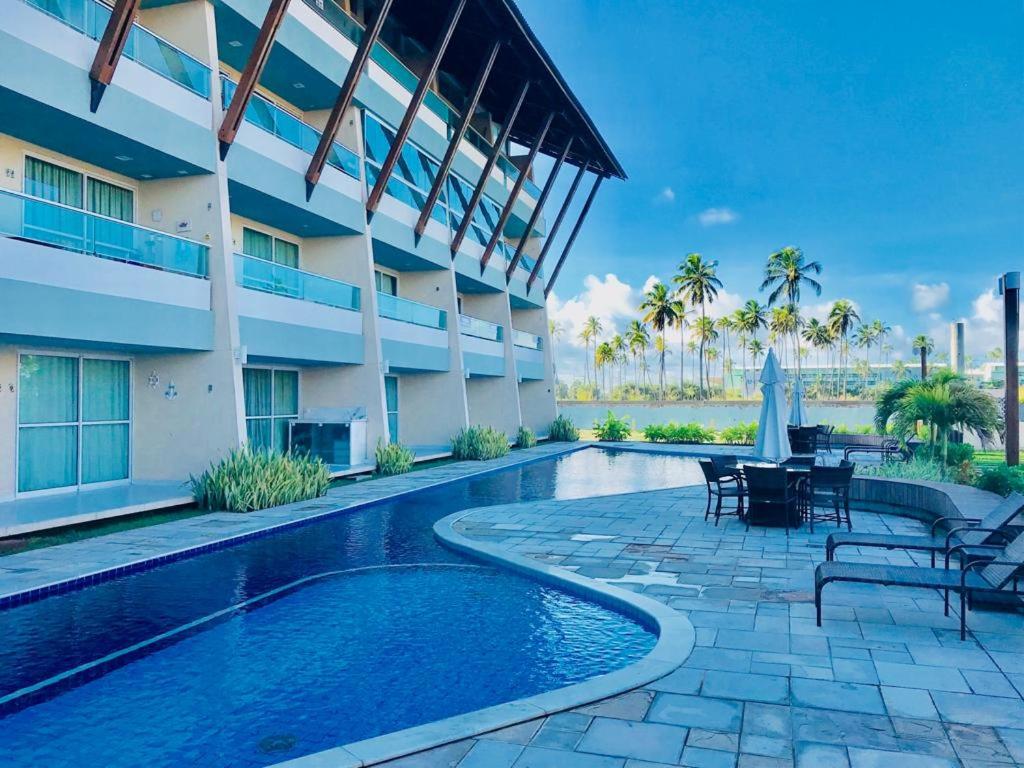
[234,253,364,366]
[0,188,213,351]
[460,314,505,378]
[220,76,364,237]
[377,293,450,373]
[6,0,216,176]
[513,330,545,381]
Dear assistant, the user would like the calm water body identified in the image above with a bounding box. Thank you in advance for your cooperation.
[0,448,701,767]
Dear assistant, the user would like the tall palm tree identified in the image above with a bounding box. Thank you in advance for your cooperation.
[581,316,603,386]
[549,320,564,389]
[912,334,934,380]
[734,300,767,398]
[653,335,670,397]
[673,253,722,399]
[760,246,822,377]
[769,305,798,370]
[827,300,861,398]
[625,320,650,388]
[871,319,891,363]
[595,341,614,398]
[853,325,875,390]
[673,298,691,396]
[687,339,699,384]
[717,315,734,394]
[748,338,765,375]
[639,282,682,399]
[693,316,719,396]
[610,333,628,394]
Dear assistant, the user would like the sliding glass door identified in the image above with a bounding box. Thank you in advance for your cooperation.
[243,367,299,453]
[17,354,131,494]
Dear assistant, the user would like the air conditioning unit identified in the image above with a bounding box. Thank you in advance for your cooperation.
[288,407,367,468]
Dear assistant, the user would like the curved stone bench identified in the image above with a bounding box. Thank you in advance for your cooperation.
[849,475,1004,526]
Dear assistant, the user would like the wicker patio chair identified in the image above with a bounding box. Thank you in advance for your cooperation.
[698,458,745,526]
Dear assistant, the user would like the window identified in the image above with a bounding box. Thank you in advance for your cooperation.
[375,269,398,296]
[17,354,131,494]
[24,157,134,222]
[384,375,399,444]
[242,227,299,268]
[243,368,299,453]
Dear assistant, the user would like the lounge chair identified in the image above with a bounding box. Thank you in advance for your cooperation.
[825,492,1024,566]
[815,528,1024,640]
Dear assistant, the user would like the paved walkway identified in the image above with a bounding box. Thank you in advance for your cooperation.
[388,483,1024,768]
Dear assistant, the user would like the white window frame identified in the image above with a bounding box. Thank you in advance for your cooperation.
[242,365,301,452]
[15,350,133,498]
[384,374,399,444]
[22,151,138,223]
[374,267,399,296]
[241,224,301,268]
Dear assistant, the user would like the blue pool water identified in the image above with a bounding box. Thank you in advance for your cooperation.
[0,448,701,767]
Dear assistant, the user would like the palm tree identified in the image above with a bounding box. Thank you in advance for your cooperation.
[581,316,603,386]
[853,325,875,390]
[769,305,799,370]
[912,334,934,380]
[673,298,691,396]
[639,282,682,399]
[871,319,891,361]
[653,335,670,398]
[734,300,767,398]
[687,339,698,384]
[674,253,722,399]
[549,320,564,388]
[827,300,860,398]
[760,246,822,377]
[610,333,628,394]
[693,316,719,396]
[625,320,650,388]
[748,339,765,388]
[717,315,734,394]
[595,341,615,398]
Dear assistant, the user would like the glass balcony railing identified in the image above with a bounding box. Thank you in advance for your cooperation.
[512,329,543,351]
[377,292,447,331]
[0,188,209,277]
[24,0,211,98]
[234,253,360,311]
[221,76,360,180]
[459,314,503,343]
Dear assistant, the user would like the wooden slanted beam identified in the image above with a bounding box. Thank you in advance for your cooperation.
[88,0,142,112]
[543,174,604,298]
[449,79,530,257]
[414,39,501,242]
[365,0,468,218]
[527,160,587,293]
[479,110,556,273]
[218,0,292,160]
[306,0,394,199]
[506,135,573,281]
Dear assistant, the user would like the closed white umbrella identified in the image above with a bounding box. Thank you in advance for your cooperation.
[789,375,808,427]
[754,349,792,462]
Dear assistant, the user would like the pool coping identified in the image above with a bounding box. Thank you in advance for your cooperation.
[268,504,696,768]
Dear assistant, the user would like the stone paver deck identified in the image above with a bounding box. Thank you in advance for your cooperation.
[393,479,1024,768]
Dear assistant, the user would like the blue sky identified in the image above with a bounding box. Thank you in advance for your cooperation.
[516,0,1023,377]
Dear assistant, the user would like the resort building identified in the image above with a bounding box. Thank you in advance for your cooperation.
[0,0,622,511]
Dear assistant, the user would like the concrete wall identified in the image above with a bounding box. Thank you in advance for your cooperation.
[462,292,521,437]
[514,307,557,435]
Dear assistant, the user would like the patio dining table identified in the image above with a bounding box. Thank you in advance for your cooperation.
[728,462,810,528]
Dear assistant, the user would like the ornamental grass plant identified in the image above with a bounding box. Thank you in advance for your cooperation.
[451,425,510,460]
[191,445,330,512]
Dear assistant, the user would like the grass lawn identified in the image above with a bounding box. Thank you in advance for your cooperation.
[974,450,1024,469]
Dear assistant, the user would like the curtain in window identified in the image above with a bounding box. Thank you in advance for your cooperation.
[82,360,130,421]
[18,425,78,492]
[82,424,130,484]
[242,228,274,262]
[243,368,273,417]
[273,239,299,268]
[375,271,397,296]
[273,371,298,416]
[24,157,82,206]
[87,178,134,222]
[246,419,272,451]
[19,355,78,424]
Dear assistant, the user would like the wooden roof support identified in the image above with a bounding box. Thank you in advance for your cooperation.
[414,39,501,242]
[479,110,555,273]
[543,174,603,298]
[306,0,394,199]
[506,135,573,281]
[365,0,468,218]
[218,0,292,160]
[449,79,530,257]
[526,160,586,293]
[88,0,141,112]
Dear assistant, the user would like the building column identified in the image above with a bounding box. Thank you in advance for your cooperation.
[461,291,522,437]
[512,305,557,436]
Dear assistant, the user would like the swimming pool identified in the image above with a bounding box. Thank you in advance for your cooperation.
[0,448,702,767]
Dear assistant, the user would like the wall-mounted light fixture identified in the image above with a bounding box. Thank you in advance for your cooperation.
[164,381,178,400]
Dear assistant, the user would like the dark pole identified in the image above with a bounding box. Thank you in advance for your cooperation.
[218,0,292,159]
[450,80,530,256]
[306,0,394,198]
[506,135,573,281]
[544,174,603,298]
[88,0,141,112]
[526,161,587,293]
[1002,272,1020,466]
[479,110,556,272]
[365,0,467,218]
[414,39,501,241]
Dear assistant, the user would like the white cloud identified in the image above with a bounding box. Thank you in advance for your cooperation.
[654,187,676,204]
[972,289,1001,324]
[642,274,661,294]
[911,282,950,313]
[546,273,637,350]
[697,207,738,226]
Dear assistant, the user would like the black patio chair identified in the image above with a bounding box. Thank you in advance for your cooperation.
[817,424,835,454]
[826,492,1024,566]
[815,528,1024,640]
[743,465,800,535]
[805,463,855,533]
[698,458,745,526]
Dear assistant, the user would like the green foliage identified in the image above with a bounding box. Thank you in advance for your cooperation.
[451,425,510,460]
[643,421,717,444]
[593,411,633,441]
[856,457,951,483]
[942,442,975,467]
[720,421,758,445]
[832,424,875,435]
[516,425,537,449]
[973,465,1024,497]
[374,439,414,476]
[549,415,581,442]
[191,446,330,513]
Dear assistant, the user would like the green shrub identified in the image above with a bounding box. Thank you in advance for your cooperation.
[451,425,510,460]
[549,415,580,442]
[643,421,716,444]
[943,443,975,467]
[720,422,758,445]
[191,446,330,513]
[593,411,632,441]
[856,457,950,483]
[375,438,414,476]
[832,424,875,435]
[974,465,1024,497]
[516,425,537,449]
